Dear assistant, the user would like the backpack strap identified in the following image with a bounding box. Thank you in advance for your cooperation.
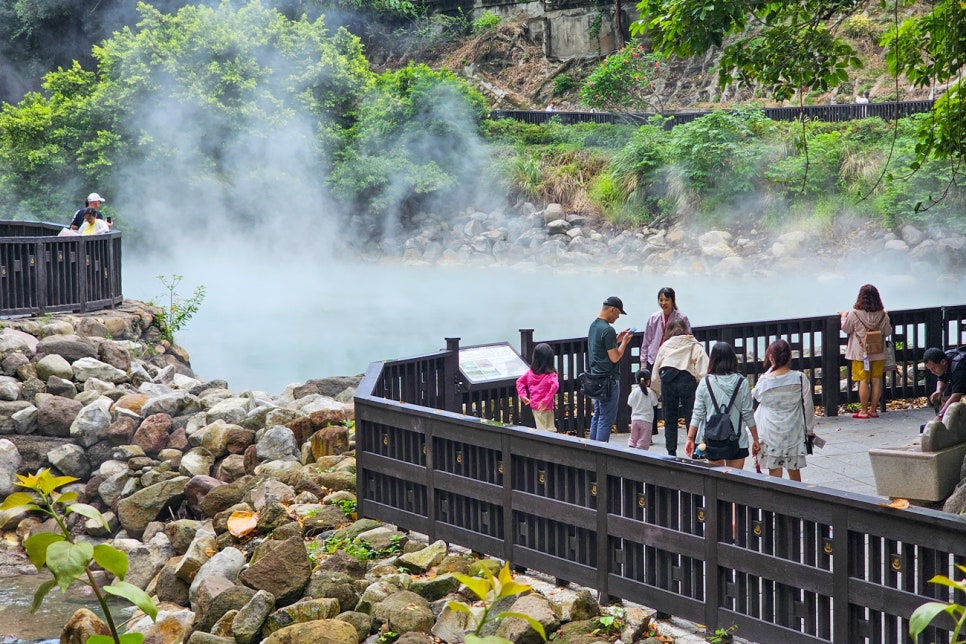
[706,376,742,414]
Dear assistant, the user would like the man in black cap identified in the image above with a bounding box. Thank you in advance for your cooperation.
[587,296,632,442]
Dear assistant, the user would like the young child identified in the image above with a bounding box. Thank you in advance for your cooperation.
[627,368,659,449]
[516,343,560,431]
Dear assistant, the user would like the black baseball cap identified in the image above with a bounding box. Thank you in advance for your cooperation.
[603,296,627,315]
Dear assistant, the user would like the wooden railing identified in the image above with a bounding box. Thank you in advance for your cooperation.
[491,100,937,129]
[0,220,122,317]
[355,303,966,643]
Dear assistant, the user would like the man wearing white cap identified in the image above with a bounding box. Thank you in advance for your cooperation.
[69,192,109,230]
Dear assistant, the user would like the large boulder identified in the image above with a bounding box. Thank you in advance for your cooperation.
[36,396,83,438]
[237,536,312,606]
[72,357,127,383]
[116,476,190,538]
[0,439,22,496]
[261,620,357,644]
[37,335,96,364]
[69,398,113,447]
[35,354,73,382]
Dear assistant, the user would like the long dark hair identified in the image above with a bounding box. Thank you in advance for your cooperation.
[708,341,739,375]
[763,339,792,370]
[658,286,677,310]
[853,284,884,312]
[530,343,555,375]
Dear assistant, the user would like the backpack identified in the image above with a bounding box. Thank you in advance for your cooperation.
[945,346,966,374]
[704,378,742,443]
[859,313,885,356]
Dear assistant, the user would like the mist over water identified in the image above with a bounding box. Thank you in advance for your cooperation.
[123,243,942,395]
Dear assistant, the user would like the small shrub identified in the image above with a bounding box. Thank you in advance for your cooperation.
[472,10,501,35]
[553,73,577,95]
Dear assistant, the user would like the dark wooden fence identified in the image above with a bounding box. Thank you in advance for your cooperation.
[491,100,936,128]
[0,220,122,317]
[355,303,966,643]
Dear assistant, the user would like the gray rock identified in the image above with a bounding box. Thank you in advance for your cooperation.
[141,391,201,418]
[69,397,113,447]
[884,239,909,252]
[11,405,38,435]
[942,481,966,515]
[37,334,97,363]
[495,593,560,642]
[180,446,215,477]
[0,400,32,434]
[113,532,173,590]
[262,597,341,637]
[232,590,276,644]
[0,439,22,496]
[196,585,257,634]
[35,354,74,381]
[900,224,925,246]
[188,546,246,606]
[237,536,312,606]
[176,525,218,583]
[251,479,296,511]
[373,590,434,635]
[396,539,448,574]
[0,378,20,401]
[116,476,190,538]
[47,443,90,479]
[256,426,299,462]
[72,356,126,383]
[98,341,132,372]
[46,376,77,397]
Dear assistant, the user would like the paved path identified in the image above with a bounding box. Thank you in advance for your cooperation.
[608,406,933,499]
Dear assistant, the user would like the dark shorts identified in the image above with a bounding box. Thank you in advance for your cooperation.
[706,442,749,462]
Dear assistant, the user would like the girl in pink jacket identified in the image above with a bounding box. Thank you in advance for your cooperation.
[516,343,560,431]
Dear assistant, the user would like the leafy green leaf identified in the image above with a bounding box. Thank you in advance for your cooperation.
[55,491,79,505]
[24,533,65,571]
[45,540,93,592]
[453,572,491,601]
[0,492,37,511]
[104,580,158,621]
[30,578,57,612]
[68,503,107,527]
[446,601,473,614]
[909,601,953,636]
[93,544,128,580]
[495,611,547,640]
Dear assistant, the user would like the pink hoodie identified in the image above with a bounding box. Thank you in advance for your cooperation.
[516,370,560,412]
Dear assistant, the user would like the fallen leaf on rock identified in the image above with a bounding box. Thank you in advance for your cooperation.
[881,498,910,509]
[227,510,259,537]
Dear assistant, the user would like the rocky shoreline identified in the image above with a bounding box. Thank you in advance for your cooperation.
[0,302,677,644]
[368,202,966,273]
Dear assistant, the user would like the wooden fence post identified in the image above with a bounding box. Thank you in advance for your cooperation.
[822,316,841,416]
[444,337,460,413]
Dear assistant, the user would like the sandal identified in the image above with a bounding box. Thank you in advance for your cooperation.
[852,412,870,419]
[869,410,880,418]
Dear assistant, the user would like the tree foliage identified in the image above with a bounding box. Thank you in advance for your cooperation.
[580,41,664,112]
[631,0,966,171]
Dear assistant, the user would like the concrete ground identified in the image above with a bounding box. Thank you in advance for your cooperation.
[608,406,934,498]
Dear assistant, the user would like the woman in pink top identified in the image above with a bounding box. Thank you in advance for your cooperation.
[640,287,691,370]
[516,343,560,431]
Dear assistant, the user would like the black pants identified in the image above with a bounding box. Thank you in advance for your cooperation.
[662,372,697,455]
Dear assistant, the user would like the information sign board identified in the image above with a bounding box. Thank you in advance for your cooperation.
[458,343,529,385]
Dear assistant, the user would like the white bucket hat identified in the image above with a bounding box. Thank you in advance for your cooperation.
[87,193,106,203]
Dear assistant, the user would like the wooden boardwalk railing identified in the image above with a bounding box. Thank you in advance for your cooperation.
[0,220,122,317]
[491,100,936,129]
[355,304,966,643]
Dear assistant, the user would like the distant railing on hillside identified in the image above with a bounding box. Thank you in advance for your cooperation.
[491,100,936,128]
[0,220,122,318]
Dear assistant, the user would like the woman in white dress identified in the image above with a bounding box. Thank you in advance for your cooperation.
[752,339,815,481]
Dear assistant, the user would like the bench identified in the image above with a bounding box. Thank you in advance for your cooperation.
[869,402,966,502]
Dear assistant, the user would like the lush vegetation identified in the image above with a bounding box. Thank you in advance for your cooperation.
[631,0,966,184]
[0,1,487,237]
[484,108,966,233]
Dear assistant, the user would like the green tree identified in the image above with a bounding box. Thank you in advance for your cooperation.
[580,41,665,112]
[329,63,489,220]
[631,0,966,172]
